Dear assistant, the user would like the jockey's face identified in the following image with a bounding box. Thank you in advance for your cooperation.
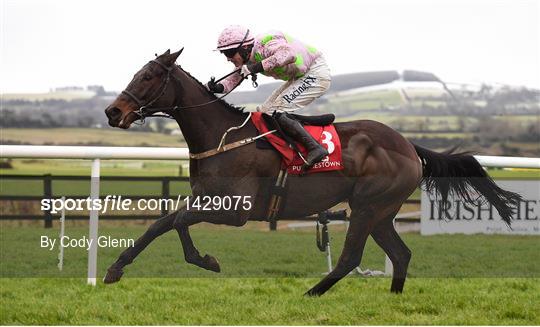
[223,45,251,67]
[225,51,244,67]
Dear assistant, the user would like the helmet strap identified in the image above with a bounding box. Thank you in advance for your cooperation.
[233,29,251,63]
[236,29,250,50]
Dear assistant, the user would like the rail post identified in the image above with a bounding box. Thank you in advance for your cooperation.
[87,158,100,286]
[43,174,53,228]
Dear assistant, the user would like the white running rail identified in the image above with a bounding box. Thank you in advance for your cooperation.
[2,145,538,168]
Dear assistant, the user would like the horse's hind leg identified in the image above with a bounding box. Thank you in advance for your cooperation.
[103,210,177,284]
[371,215,411,293]
[305,208,374,296]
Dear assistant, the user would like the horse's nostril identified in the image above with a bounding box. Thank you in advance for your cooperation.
[111,107,122,118]
[106,107,122,119]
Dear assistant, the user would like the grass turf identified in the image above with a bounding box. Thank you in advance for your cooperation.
[1,225,538,325]
[1,277,538,325]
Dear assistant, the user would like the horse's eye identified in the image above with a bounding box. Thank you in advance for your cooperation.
[143,73,152,81]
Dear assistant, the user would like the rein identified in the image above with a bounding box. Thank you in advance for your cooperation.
[121,56,268,160]
[121,60,254,124]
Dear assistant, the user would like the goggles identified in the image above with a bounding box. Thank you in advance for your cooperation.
[221,48,238,58]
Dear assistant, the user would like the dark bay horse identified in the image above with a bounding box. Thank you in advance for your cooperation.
[103,49,520,296]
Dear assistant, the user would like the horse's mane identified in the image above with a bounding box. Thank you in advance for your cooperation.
[176,65,247,115]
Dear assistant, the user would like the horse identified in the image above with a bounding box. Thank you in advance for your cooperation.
[103,49,521,296]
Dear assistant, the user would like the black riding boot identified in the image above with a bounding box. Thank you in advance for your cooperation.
[275,113,329,170]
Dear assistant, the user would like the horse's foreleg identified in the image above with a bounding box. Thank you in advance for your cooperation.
[305,208,374,296]
[371,216,411,293]
[173,209,247,272]
[103,210,178,284]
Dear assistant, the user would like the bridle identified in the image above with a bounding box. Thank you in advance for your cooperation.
[120,58,250,124]
[121,59,178,122]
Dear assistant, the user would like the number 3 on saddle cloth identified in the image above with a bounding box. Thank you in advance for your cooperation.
[251,112,344,175]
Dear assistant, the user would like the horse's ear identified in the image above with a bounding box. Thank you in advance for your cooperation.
[172,47,184,59]
[157,49,171,58]
[164,48,183,66]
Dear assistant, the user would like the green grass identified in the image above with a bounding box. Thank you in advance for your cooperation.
[0,128,185,147]
[495,115,540,124]
[338,114,464,132]
[0,159,188,177]
[1,226,538,279]
[0,179,191,197]
[1,278,538,325]
[328,89,402,106]
[402,132,474,139]
[0,225,539,324]
[0,177,191,198]
[487,168,540,179]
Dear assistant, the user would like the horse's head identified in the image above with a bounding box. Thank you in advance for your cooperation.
[105,49,183,129]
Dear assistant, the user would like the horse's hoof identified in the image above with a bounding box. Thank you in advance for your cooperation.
[103,267,124,284]
[203,254,221,273]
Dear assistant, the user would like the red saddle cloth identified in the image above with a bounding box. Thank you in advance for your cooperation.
[251,112,344,175]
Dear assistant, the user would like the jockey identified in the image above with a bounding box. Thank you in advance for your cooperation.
[206,25,331,170]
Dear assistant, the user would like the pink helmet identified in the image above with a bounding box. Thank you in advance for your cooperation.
[216,25,254,51]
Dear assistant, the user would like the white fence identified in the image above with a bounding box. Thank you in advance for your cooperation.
[1,145,539,284]
[3,145,539,167]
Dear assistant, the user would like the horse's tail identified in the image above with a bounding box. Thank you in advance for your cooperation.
[413,144,521,225]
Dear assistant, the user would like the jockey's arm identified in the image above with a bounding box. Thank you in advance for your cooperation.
[217,70,244,93]
[210,40,297,93]
[260,40,296,72]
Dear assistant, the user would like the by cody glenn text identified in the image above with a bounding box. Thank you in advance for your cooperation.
[40,235,134,251]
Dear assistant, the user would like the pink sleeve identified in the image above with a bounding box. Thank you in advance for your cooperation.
[261,39,296,71]
[220,71,244,93]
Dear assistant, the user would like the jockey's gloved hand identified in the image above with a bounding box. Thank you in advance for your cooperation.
[206,77,224,93]
[240,62,264,79]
